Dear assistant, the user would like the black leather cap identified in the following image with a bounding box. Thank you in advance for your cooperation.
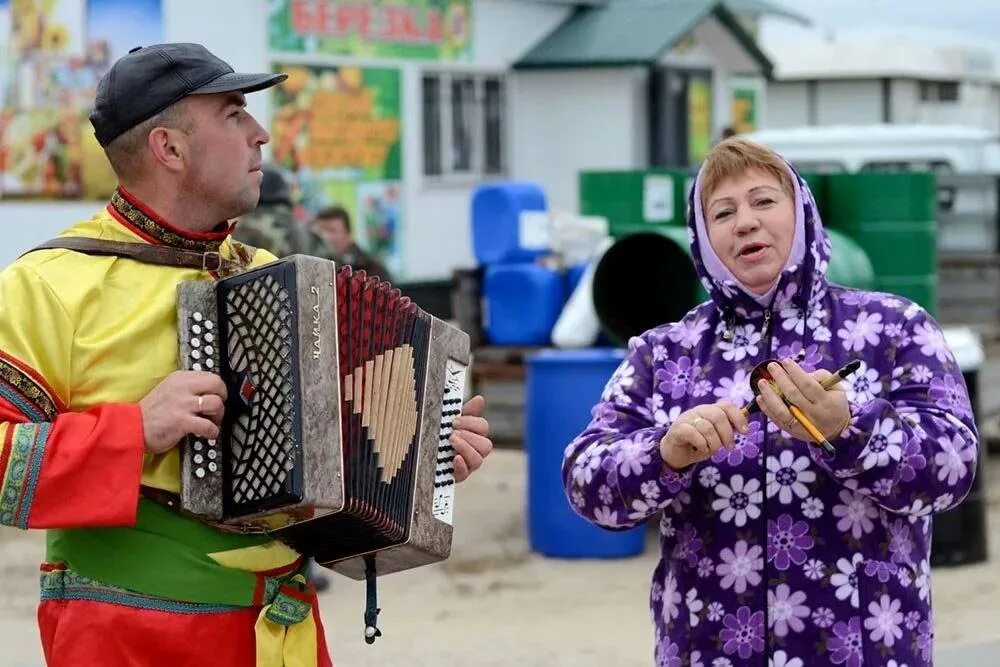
[89,43,287,147]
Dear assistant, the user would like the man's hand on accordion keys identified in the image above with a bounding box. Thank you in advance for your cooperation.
[450,395,494,483]
[139,371,228,455]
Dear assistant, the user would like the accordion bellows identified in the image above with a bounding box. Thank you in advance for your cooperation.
[176,255,469,579]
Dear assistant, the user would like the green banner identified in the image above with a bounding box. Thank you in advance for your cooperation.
[271,63,403,274]
[269,0,472,61]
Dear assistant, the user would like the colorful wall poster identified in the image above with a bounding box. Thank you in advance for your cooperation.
[0,0,162,200]
[271,62,403,275]
[731,82,758,134]
[269,0,472,61]
[687,75,712,166]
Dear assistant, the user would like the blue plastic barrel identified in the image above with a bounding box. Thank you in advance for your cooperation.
[525,348,647,558]
[471,182,549,264]
[483,263,565,345]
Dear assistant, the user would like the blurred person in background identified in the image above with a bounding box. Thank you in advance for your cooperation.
[231,161,312,257]
[562,137,978,667]
[310,205,393,282]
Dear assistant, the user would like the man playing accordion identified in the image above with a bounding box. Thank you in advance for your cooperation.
[0,43,493,666]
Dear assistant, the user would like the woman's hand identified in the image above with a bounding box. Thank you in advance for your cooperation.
[659,401,748,471]
[756,358,851,441]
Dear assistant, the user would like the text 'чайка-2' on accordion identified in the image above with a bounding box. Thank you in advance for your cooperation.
[174,254,470,640]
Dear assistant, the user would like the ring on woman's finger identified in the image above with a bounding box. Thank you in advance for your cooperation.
[692,416,706,428]
[197,395,204,413]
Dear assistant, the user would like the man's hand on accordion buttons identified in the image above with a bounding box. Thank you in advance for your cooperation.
[139,371,228,454]
[451,395,493,483]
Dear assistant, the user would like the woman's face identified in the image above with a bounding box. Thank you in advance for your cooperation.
[704,168,796,295]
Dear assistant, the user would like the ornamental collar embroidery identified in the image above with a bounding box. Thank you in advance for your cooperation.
[108,186,231,253]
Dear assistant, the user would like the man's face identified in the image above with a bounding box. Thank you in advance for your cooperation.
[181,92,269,221]
[314,216,352,254]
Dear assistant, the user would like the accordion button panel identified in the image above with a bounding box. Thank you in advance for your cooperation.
[432,358,467,526]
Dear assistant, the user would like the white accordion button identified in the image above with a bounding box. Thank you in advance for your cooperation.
[205,332,215,343]
[195,468,206,479]
[193,312,203,322]
[193,441,203,451]
[191,338,200,348]
[192,363,202,371]
[207,461,218,473]
[206,359,214,369]
[205,320,214,330]
[204,346,214,356]
[191,349,201,360]
[193,454,204,464]
[207,449,217,460]
[207,439,216,447]
[192,324,202,335]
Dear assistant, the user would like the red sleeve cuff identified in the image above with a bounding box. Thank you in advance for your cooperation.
[18,403,145,529]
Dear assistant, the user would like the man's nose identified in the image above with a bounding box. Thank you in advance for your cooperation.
[249,116,270,146]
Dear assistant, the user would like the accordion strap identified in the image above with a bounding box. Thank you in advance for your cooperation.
[24,237,239,273]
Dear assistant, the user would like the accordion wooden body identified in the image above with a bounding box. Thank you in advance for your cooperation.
[175,255,469,579]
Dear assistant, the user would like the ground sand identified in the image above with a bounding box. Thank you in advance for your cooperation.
[1,449,998,666]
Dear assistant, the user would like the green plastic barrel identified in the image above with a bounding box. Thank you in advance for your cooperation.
[592,226,875,344]
[824,173,937,314]
[579,170,691,236]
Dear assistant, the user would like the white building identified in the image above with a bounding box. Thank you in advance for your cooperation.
[763,32,1000,132]
[0,0,803,281]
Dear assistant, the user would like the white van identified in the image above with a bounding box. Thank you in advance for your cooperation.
[744,124,1000,175]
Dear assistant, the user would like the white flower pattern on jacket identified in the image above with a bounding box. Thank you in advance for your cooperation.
[561,166,978,666]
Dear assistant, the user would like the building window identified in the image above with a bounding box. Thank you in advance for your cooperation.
[920,81,960,102]
[422,72,506,179]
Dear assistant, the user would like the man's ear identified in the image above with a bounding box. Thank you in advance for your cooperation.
[147,126,188,173]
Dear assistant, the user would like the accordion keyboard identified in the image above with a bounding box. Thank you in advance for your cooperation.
[433,359,466,526]
[182,311,222,481]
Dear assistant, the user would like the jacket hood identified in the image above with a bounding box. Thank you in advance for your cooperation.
[686,159,832,320]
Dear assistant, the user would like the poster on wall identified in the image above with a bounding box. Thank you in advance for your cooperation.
[0,0,162,200]
[687,76,712,166]
[731,83,757,134]
[270,62,403,275]
[268,0,472,61]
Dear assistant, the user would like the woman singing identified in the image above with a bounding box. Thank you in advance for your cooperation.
[563,138,978,666]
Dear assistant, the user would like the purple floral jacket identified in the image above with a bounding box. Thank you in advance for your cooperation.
[562,167,978,667]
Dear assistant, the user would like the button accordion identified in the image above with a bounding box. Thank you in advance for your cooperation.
[175,255,470,583]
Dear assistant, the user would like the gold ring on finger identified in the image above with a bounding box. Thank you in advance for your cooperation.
[197,395,204,413]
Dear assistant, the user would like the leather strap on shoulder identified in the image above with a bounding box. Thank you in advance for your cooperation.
[23,237,238,273]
